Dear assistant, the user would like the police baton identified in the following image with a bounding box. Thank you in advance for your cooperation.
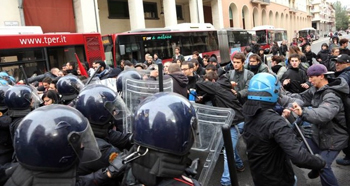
[20,65,29,85]
[222,124,239,186]
[292,119,314,155]
[85,65,102,85]
[157,61,163,92]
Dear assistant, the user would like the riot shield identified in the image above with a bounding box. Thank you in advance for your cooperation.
[122,77,173,133]
[91,78,118,92]
[190,103,235,186]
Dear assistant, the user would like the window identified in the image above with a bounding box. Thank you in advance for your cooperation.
[108,0,129,19]
[176,5,183,20]
[144,2,158,19]
[107,0,159,19]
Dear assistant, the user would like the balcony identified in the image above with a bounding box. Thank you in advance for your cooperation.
[289,7,298,13]
[251,0,270,5]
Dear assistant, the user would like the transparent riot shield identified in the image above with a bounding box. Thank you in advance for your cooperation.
[190,103,235,186]
[122,77,173,133]
[92,78,118,92]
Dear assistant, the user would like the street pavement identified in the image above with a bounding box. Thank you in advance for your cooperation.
[206,34,350,186]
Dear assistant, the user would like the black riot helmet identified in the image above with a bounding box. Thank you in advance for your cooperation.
[0,85,10,110]
[5,85,32,110]
[15,105,101,172]
[116,70,141,92]
[133,92,197,156]
[75,84,129,129]
[57,75,84,102]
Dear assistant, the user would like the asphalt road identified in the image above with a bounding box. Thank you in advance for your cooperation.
[205,34,350,186]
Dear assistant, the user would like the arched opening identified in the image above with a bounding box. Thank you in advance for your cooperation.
[253,8,259,27]
[229,3,239,27]
[281,13,284,28]
[242,6,250,29]
[275,12,279,27]
[262,9,267,25]
[269,11,274,25]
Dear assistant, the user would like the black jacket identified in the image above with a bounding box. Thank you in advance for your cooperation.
[280,67,308,93]
[166,73,188,98]
[0,113,12,165]
[196,76,244,125]
[316,49,330,62]
[340,47,350,55]
[279,44,288,56]
[242,101,325,186]
[303,51,317,66]
[186,75,199,90]
[5,163,111,186]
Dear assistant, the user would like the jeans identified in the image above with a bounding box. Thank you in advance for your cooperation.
[221,122,244,185]
[304,138,340,186]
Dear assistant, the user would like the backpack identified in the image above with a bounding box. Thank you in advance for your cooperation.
[229,69,248,83]
[321,89,350,136]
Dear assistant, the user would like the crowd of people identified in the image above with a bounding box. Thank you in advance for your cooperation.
[0,34,350,186]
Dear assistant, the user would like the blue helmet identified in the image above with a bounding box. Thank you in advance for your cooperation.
[4,85,32,110]
[75,84,128,126]
[116,70,141,92]
[0,72,15,85]
[133,92,197,156]
[57,75,84,101]
[247,73,280,103]
[0,79,8,86]
[15,105,101,172]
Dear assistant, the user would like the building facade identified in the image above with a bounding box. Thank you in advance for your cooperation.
[0,0,319,42]
[311,0,336,36]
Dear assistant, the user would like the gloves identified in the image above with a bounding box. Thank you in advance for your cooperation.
[301,122,313,139]
[106,152,127,178]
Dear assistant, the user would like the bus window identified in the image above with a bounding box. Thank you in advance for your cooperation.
[0,48,47,81]
[256,30,267,44]
[275,32,283,42]
[47,46,85,70]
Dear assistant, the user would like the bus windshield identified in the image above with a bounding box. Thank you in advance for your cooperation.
[299,30,308,38]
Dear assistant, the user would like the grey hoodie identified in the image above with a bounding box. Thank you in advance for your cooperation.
[285,77,349,150]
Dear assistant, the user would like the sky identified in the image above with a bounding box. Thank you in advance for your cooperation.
[327,0,350,8]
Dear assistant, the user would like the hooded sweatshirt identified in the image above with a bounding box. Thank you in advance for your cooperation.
[165,73,188,98]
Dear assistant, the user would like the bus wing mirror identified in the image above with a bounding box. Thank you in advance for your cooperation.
[119,45,125,55]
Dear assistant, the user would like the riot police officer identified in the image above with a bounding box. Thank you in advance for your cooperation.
[56,75,84,105]
[75,84,132,178]
[242,73,325,186]
[4,105,126,186]
[0,85,12,185]
[121,92,200,186]
[4,85,40,140]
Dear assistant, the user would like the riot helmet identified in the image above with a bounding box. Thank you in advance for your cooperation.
[5,85,35,110]
[133,92,197,156]
[0,85,10,110]
[247,73,280,103]
[57,75,84,102]
[15,104,101,172]
[76,84,129,126]
[116,70,141,92]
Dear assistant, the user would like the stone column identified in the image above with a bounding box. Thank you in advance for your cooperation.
[128,0,145,30]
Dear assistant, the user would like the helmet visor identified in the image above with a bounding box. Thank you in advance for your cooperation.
[31,92,43,109]
[68,123,101,163]
[104,95,130,120]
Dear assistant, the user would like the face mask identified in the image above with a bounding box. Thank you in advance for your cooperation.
[249,64,259,70]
